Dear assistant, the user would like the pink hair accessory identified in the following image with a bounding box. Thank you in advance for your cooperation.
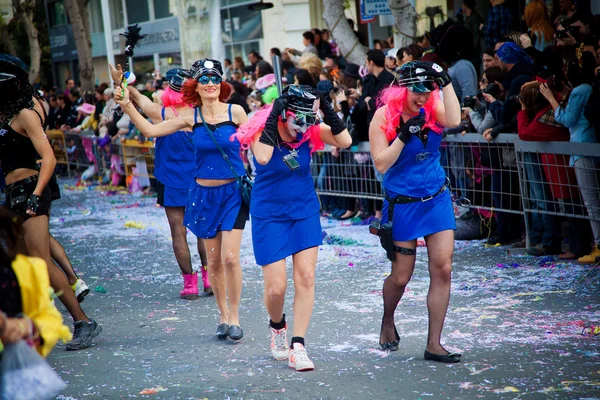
[255,73,276,90]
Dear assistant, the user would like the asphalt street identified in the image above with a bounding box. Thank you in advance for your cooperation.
[46,183,600,400]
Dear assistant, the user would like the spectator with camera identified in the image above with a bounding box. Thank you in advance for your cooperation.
[540,49,600,263]
[486,42,534,137]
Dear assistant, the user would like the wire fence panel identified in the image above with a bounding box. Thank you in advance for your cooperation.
[311,135,600,246]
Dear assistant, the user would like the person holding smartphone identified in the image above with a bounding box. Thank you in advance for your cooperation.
[233,85,352,371]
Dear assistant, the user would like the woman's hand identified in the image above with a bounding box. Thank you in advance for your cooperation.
[114,85,131,106]
[483,128,493,142]
[335,90,347,104]
[539,83,555,102]
[331,146,339,157]
[109,64,124,85]
[481,93,496,104]
[519,34,532,49]
[0,318,31,343]
[595,66,600,76]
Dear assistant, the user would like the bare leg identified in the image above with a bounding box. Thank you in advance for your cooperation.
[262,260,287,324]
[49,234,79,286]
[424,230,454,355]
[380,240,416,344]
[22,216,89,322]
[197,238,207,268]
[164,206,193,274]
[291,247,318,338]
[220,229,243,326]
[204,234,228,324]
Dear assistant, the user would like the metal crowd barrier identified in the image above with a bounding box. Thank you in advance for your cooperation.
[311,134,600,250]
[48,129,154,184]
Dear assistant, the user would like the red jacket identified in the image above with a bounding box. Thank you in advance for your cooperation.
[517,107,578,200]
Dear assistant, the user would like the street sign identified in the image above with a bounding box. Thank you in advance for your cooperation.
[359,0,375,23]
[363,0,391,16]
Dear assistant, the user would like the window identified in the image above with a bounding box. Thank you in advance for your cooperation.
[126,0,150,24]
[109,0,124,29]
[154,0,175,19]
[48,1,68,27]
[88,0,104,33]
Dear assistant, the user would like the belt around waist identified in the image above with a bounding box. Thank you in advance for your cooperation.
[385,184,447,205]
[5,174,38,191]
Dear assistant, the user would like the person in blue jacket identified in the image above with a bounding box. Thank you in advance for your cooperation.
[369,61,463,363]
[234,85,352,371]
[110,65,211,299]
[114,59,248,342]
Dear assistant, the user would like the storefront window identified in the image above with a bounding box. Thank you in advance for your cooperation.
[126,0,150,24]
[89,0,104,33]
[158,52,182,75]
[221,3,263,63]
[132,56,155,83]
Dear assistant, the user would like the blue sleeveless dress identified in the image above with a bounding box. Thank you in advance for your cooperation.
[380,128,455,241]
[154,107,195,207]
[183,104,248,239]
[251,135,322,266]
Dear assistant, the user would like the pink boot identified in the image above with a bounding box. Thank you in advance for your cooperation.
[180,273,199,300]
[201,266,213,296]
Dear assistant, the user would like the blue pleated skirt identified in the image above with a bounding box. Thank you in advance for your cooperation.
[381,189,456,241]
[251,211,322,266]
[183,180,244,239]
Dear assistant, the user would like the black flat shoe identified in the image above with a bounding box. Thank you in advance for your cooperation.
[379,321,400,351]
[216,323,229,340]
[228,325,243,341]
[424,349,462,363]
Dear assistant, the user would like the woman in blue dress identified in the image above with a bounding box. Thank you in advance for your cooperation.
[109,65,211,299]
[114,59,248,341]
[369,61,462,363]
[234,85,352,371]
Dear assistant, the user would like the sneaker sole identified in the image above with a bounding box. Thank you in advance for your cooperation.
[66,324,102,351]
[76,288,90,303]
[288,363,314,372]
[271,351,289,361]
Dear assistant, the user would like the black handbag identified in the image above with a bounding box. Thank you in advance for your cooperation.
[198,109,253,207]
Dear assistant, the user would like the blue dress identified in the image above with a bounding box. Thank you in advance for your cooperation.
[380,129,455,241]
[183,105,247,239]
[251,135,322,266]
[154,107,195,207]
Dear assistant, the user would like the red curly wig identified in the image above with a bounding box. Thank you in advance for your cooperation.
[182,79,233,106]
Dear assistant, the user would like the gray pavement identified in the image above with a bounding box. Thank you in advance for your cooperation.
[47,183,600,400]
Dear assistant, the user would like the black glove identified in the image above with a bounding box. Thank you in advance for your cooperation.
[397,112,426,144]
[26,194,40,214]
[259,97,287,147]
[319,94,346,135]
[414,61,452,88]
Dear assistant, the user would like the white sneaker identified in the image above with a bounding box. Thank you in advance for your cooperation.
[270,325,289,361]
[71,279,90,303]
[288,343,314,371]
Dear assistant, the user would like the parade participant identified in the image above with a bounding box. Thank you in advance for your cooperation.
[369,61,462,362]
[0,60,101,350]
[114,59,248,341]
[234,85,352,371]
[109,65,211,299]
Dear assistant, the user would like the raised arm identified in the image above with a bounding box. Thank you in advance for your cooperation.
[369,107,405,174]
[115,85,189,137]
[128,86,162,123]
[435,84,461,128]
[318,95,352,148]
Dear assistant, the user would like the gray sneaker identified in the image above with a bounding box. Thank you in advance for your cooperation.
[66,319,102,351]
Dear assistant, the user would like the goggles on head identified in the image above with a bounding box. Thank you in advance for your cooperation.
[198,75,222,85]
